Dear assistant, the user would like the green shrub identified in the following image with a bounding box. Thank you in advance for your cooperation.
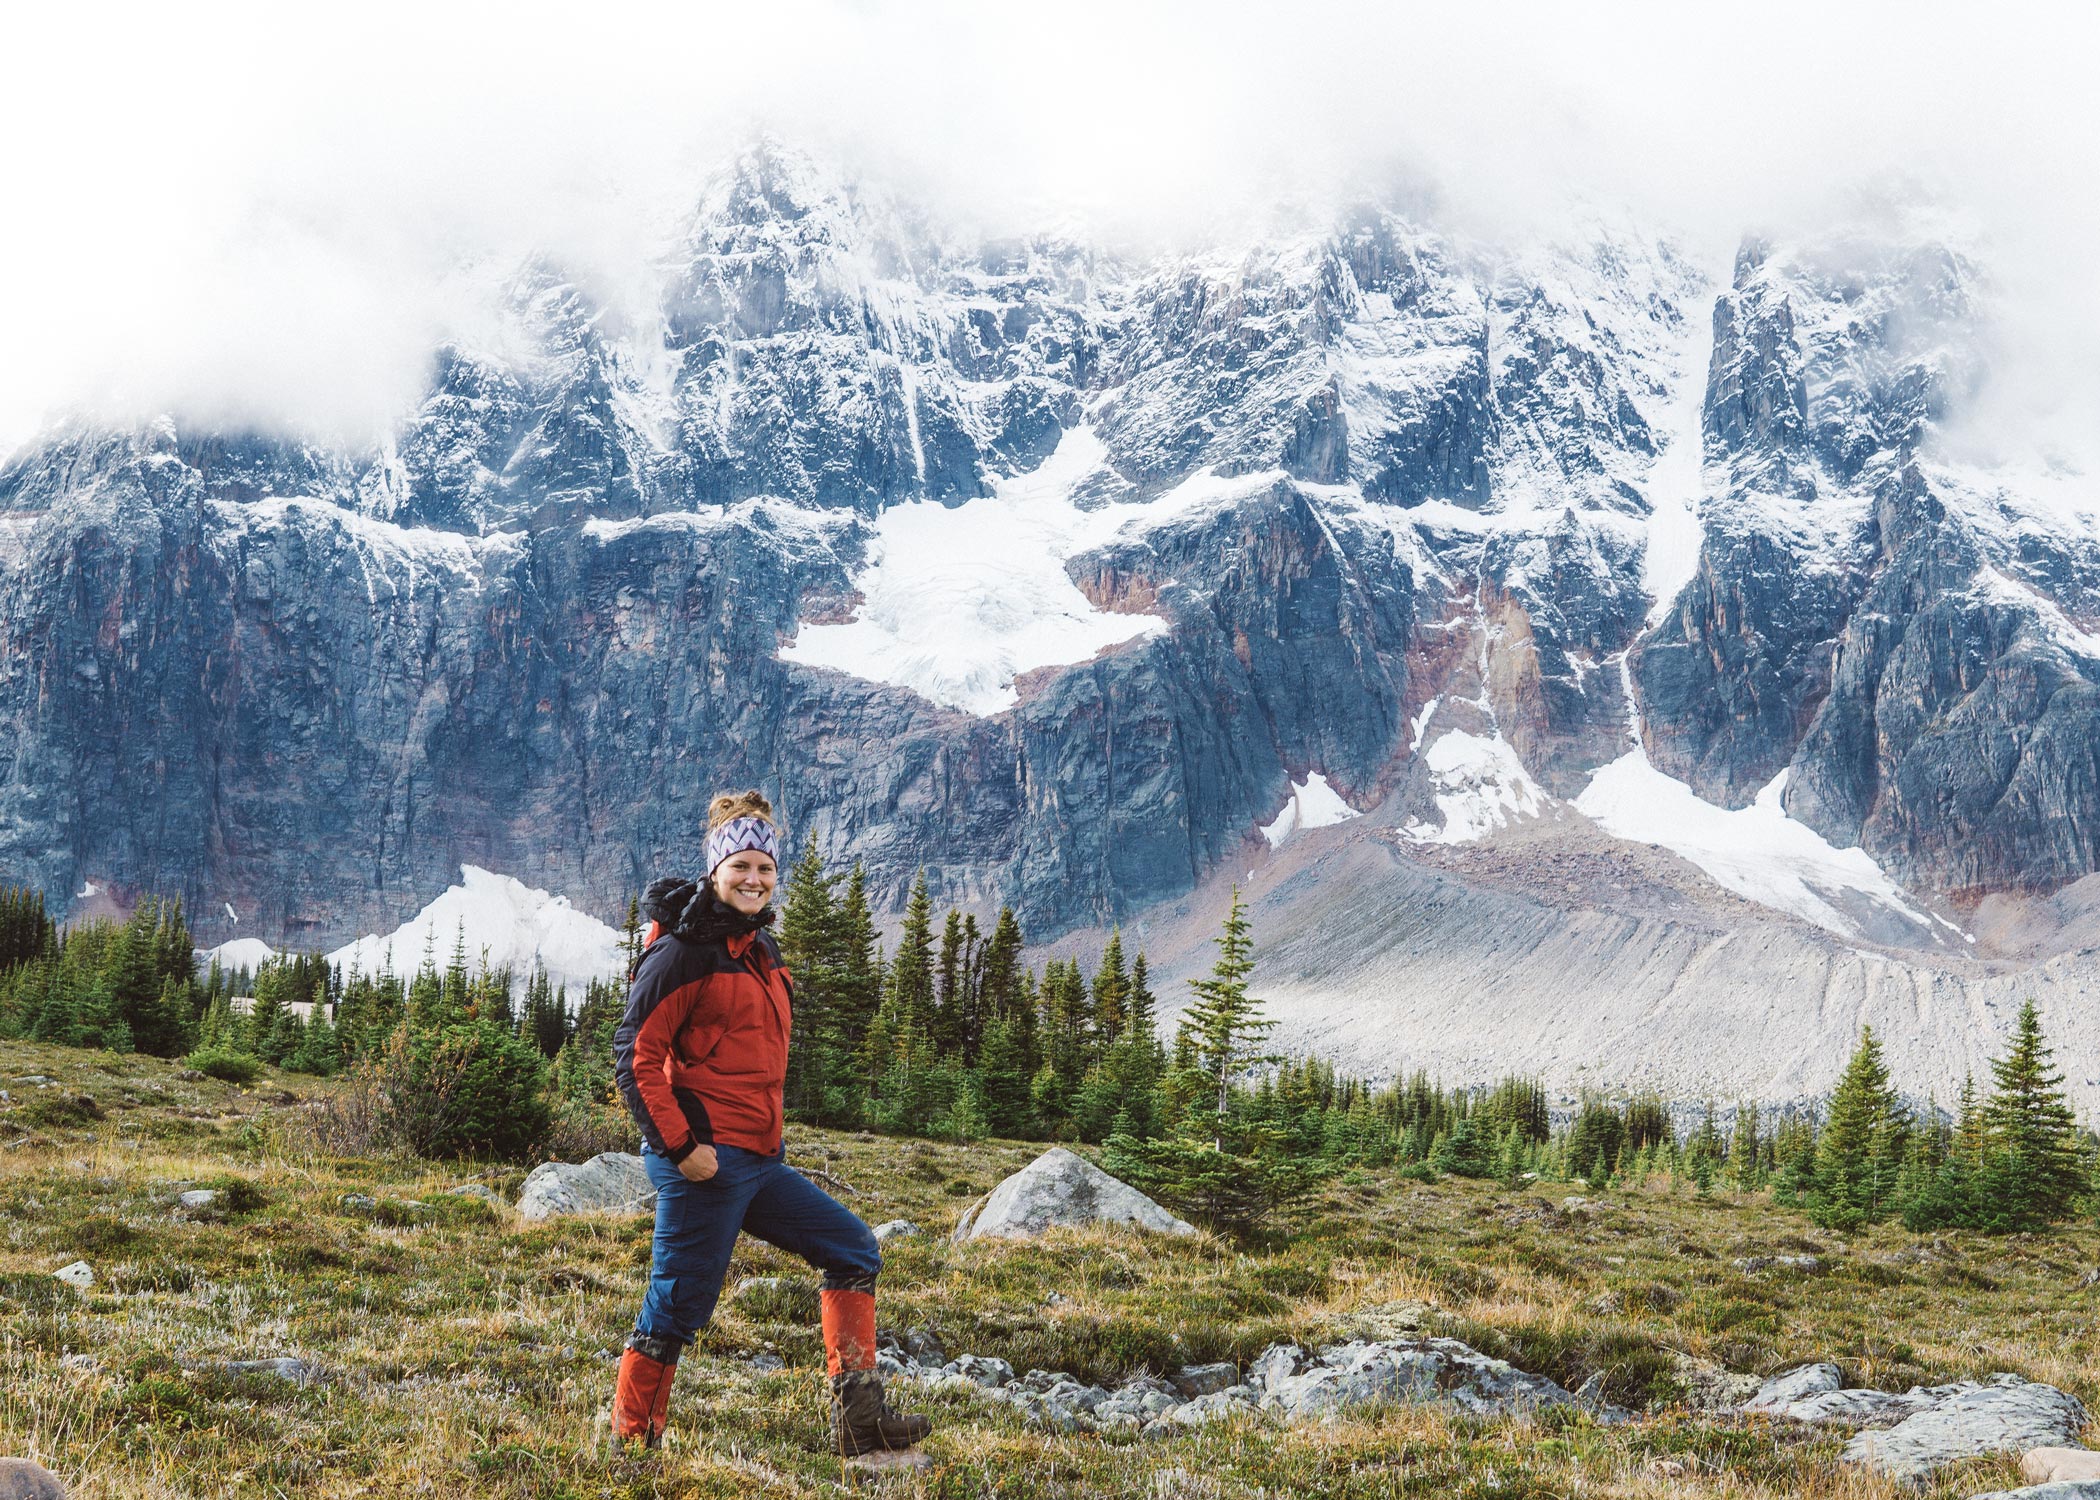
[190,1174,270,1214]
[185,1048,263,1085]
[11,1091,104,1129]
[311,1022,549,1161]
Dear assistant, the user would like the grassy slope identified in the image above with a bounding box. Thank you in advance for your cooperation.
[0,1040,2094,1499]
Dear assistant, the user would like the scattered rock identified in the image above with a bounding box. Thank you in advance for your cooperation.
[1261,1338,1612,1423]
[1733,1254,1826,1275]
[1672,1353,1762,1412]
[1094,1376,1183,1431]
[176,1190,220,1213]
[1974,1485,2100,1500]
[1155,1387,1260,1430]
[0,1458,66,1499]
[885,1333,1614,1435]
[2078,1269,2100,1290]
[950,1147,1195,1242]
[12,1077,55,1087]
[339,1194,377,1211]
[1559,1196,1591,1212]
[446,1184,501,1205]
[872,1219,922,1242]
[745,1352,786,1373]
[941,1355,1014,1389]
[1348,1300,1429,1339]
[902,1328,946,1366]
[516,1153,655,1221]
[1173,1362,1239,1398]
[175,1069,204,1081]
[1249,1344,1306,1393]
[224,1358,324,1386]
[2026,1450,2100,1485]
[50,1263,92,1291]
[1843,1377,2088,1482]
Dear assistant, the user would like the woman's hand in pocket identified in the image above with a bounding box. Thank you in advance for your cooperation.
[678,1144,719,1183]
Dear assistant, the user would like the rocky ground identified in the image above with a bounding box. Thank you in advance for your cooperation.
[1,1039,2097,1498]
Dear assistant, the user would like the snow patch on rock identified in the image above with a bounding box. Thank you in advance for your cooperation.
[327,865,623,995]
[1261,773,1361,848]
[1402,731,1548,845]
[1575,752,1932,941]
[201,938,277,973]
[783,427,1276,715]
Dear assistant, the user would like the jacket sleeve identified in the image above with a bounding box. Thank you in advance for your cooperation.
[613,940,708,1162]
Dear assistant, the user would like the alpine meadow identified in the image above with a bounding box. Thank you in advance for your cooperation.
[3,3,2100,1497]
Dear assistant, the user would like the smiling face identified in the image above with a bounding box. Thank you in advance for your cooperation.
[710,849,778,915]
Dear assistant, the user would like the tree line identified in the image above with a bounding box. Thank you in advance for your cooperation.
[0,875,2091,1240]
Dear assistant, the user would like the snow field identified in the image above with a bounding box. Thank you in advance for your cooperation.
[1402,730,1548,846]
[1261,773,1362,848]
[1574,753,1932,941]
[782,426,1285,715]
[325,866,626,998]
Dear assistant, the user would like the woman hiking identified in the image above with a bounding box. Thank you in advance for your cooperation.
[609,789,931,1456]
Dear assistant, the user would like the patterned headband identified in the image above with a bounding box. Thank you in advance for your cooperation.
[706,815,780,875]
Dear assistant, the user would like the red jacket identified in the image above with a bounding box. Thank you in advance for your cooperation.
[613,922,794,1160]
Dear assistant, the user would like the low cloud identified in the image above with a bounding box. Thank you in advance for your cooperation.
[5,0,2095,462]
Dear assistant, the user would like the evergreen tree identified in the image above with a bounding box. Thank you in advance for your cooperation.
[1811,1027,1905,1229]
[1730,1101,1764,1193]
[1979,1000,2087,1231]
[1177,888,1271,1134]
[1092,929,1130,1046]
[621,896,643,978]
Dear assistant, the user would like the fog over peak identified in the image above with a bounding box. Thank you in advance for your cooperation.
[7,0,2096,465]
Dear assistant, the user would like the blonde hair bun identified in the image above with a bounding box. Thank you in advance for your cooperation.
[707,788,775,830]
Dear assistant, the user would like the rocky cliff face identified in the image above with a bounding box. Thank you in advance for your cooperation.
[2,145,2094,957]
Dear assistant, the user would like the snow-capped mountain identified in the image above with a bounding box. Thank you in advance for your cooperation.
[5,143,2097,1103]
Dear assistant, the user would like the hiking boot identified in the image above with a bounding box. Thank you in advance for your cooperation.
[612,1331,681,1449]
[829,1368,932,1455]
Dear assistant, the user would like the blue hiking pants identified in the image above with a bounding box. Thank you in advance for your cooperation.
[635,1142,881,1347]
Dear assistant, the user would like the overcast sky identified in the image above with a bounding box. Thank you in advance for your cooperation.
[5,0,2096,459]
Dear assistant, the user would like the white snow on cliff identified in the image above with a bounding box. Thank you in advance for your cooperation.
[1261,773,1362,847]
[200,937,277,972]
[1402,730,1548,845]
[326,865,625,996]
[782,426,1279,715]
[1575,752,1932,940]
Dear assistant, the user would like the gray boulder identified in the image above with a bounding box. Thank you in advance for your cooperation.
[1972,1487,2100,1500]
[1157,1387,1261,1429]
[1262,1337,1608,1423]
[941,1354,1014,1389]
[0,1458,65,1499]
[1843,1378,2088,1483]
[1096,1376,1185,1431]
[872,1219,922,1243]
[176,1189,219,1212]
[2025,1451,2100,1485]
[1250,1343,1307,1393]
[515,1153,655,1221]
[1173,1362,1240,1397]
[224,1357,324,1386]
[1743,1363,1842,1413]
[49,1263,91,1290]
[951,1148,1194,1242]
